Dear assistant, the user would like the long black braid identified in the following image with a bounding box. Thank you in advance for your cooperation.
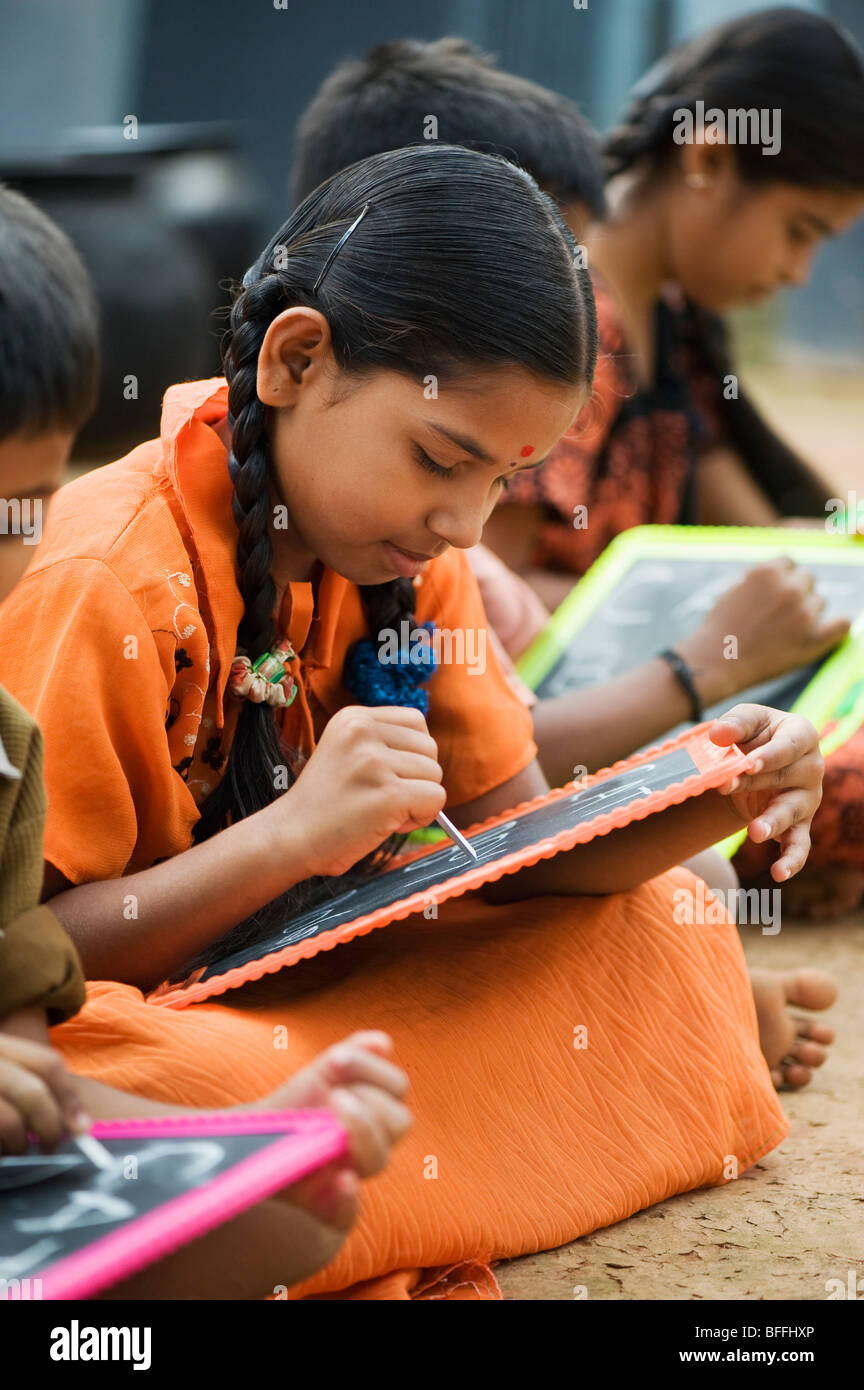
[187,283,418,970]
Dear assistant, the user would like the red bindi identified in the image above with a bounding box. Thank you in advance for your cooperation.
[520,445,535,457]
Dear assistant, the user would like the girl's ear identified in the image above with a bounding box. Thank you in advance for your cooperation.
[679,136,737,195]
[257,306,334,406]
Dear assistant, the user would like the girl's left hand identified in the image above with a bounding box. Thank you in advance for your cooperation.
[709,704,824,883]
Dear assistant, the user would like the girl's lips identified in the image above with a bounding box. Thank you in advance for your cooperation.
[382,541,429,578]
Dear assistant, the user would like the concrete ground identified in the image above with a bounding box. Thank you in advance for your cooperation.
[496,911,864,1300]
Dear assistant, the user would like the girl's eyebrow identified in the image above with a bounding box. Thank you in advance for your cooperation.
[800,212,837,238]
[424,420,493,462]
[423,420,549,469]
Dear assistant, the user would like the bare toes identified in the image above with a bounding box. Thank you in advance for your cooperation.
[780,1061,813,1089]
[784,968,838,1013]
[795,1018,836,1046]
[790,1039,828,1069]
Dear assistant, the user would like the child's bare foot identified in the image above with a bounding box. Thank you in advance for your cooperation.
[750,968,837,1089]
[780,865,864,921]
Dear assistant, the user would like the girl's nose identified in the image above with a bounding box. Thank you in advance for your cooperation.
[426,504,487,553]
[783,248,814,290]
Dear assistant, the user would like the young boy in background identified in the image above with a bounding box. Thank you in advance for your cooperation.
[0,184,97,1147]
[292,35,606,238]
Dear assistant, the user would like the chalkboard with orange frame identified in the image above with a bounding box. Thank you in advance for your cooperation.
[150,723,750,1009]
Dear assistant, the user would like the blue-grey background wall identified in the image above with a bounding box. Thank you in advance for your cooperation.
[0,0,861,361]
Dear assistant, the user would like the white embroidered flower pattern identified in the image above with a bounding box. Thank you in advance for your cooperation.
[164,568,213,777]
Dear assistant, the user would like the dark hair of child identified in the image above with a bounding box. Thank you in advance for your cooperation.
[291,36,605,218]
[0,184,100,442]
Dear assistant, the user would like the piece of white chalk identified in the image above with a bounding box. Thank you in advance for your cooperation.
[74,1132,115,1171]
[435,811,478,861]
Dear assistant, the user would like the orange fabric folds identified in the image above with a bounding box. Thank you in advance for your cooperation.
[52,868,788,1300]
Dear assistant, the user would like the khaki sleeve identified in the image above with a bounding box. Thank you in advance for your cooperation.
[0,905,86,1024]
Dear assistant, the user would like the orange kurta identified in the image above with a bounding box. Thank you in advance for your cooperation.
[0,379,537,883]
[0,380,788,1299]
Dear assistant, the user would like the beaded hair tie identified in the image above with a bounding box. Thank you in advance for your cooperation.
[229,639,298,708]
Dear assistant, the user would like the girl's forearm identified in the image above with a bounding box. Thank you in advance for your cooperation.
[482,790,745,903]
[532,656,732,786]
[696,445,780,526]
[523,567,576,613]
[46,808,310,992]
[97,1195,341,1300]
[73,1075,192,1118]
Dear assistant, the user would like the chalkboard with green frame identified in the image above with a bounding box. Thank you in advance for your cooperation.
[515,525,864,858]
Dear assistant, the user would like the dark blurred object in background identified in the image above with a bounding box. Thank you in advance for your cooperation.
[0,123,266,459]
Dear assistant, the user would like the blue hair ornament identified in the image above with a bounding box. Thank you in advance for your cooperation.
[344,621,438,714]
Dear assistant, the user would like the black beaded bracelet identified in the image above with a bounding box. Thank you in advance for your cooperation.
[657,649,703,723]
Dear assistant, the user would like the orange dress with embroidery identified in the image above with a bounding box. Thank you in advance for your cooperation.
[0,380,787,1300]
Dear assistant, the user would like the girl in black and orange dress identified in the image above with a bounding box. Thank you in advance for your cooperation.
[485,8,864,915]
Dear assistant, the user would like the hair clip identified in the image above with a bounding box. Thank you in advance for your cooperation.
[313,202,371,293]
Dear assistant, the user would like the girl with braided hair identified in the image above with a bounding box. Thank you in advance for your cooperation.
[493,6,864,587]
[0,144,831,1298]
[486,7,864,918]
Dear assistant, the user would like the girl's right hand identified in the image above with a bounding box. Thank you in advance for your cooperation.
[678,557,850,703]
[274,705,447,879]
[0,1031,89,1154]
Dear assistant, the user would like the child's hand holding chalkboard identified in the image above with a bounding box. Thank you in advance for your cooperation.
[261,1031,411,1237]
[679,558,850,703]
[711,705,825,881]
[0,1029,89,1155]
[282,706,447,878]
